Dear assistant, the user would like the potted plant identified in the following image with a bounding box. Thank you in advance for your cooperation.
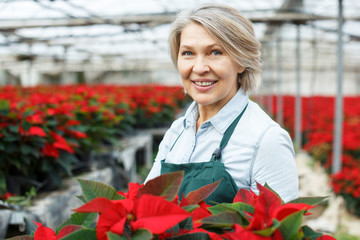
[9,171,334,240]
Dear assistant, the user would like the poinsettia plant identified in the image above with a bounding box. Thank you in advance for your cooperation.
[0,84,188,197]
[259,95,360,216]
[9,171,335,240]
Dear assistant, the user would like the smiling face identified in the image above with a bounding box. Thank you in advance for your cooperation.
[177,22,244,114]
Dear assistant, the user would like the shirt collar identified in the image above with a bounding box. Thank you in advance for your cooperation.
[183,101,198,128]
[183,88,249,133]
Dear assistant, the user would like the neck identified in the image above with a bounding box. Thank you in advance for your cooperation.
[195,104,222,132]
[195,88,240,131]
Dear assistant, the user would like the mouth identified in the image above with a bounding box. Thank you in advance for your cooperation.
[193,80,218,87]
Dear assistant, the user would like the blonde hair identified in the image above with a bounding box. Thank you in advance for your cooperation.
[169,3,262,92]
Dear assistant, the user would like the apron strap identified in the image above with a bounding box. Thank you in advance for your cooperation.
[170,128,185,151]
[211,103,248,161]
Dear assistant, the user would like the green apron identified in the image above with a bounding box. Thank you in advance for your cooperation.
[161,104,248,204]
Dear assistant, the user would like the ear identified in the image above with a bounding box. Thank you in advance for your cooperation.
[237,65,245,74]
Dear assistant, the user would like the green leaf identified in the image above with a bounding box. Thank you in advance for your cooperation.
[8,125,19,133]
[0,99,10,111]
[131,229,153,240]
[5,195,27,203]
[3,136,19,143]
[289,196,328,206]
[208,203,250,225]
[22,110,34,118]
[21,120,31,130]
[301,225,323,240]
[44,163,63,187]
[208,202,254,215]
[77,178,125,202]
[57,154,75,177]
[182,204,200,213]
[254,219,281,237]
[72,213,97,228]
[168,232,211,240]
[56,212,97,233]
[178,217,193,231]
[138,170,184,201]
[20,144,35,155]
[185,179,222,204]
[6,236,34,240]
[0,169,6,194]
[76,195,87,203]
[199,212,245,228]
[59,228,97,240]
[44,119,57,126]
[107,232,127,240]
[9,158,22,171]
[28,149,40,158]
[21,154,32,165]
[6,187,37,207]
[61,151,79,164]
[278,210,305,239]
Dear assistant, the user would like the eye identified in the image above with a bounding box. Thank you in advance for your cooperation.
[181,51,193,56]
[211,50,222,56]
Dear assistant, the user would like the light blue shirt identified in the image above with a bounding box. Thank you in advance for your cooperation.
[145,89,299,202]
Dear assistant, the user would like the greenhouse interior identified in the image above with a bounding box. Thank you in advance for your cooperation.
[0,0,359,239]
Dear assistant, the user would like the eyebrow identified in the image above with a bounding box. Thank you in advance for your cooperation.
[179,43,222,49]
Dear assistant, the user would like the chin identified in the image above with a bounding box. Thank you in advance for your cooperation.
[193,98,214,106]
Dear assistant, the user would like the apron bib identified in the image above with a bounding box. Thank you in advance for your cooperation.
[161,104,248,204]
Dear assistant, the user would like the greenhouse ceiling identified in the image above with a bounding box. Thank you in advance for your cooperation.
[0,0,359,73]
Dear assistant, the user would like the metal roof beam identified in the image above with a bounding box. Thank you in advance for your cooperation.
[0,12,359,31]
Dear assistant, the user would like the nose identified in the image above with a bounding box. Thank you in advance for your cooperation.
[192,56,210,74]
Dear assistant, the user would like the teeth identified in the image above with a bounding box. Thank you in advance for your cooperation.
[195,81,214,86]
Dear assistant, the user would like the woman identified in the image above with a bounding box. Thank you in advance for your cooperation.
[145,3,299,203]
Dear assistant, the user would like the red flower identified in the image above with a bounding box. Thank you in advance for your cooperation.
[118,182,143,200]
[74,194,190,239]
[189,201,212,228]
[29,126,47,137]
[65,129,87,139]
[33,222,82,240]
[233,183,313,234]
[51,131,75,154]
[18,126,46,137]
[18,126,27,136]
[42,131,75,158]
[75,198,126,240]
[130,194,190,234]
[233,188,257,206]
[273,203,313,220]
[317,235,336,240]
[65,119,81,126]
[245,183,283,230]
[222,224,272,240]
[155,95,172,105]
[42,143,59,158]
[117,182,144,212]
[0,192,17,201]
[26,113,43,124]
[179,194,212,228]
[47,108,56,116]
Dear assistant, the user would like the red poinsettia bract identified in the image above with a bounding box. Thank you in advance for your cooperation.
[33,222,82,240]
[230,183,314,238]
[74,194,190,240]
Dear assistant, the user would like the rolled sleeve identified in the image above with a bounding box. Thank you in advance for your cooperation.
[251,126,299,202]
